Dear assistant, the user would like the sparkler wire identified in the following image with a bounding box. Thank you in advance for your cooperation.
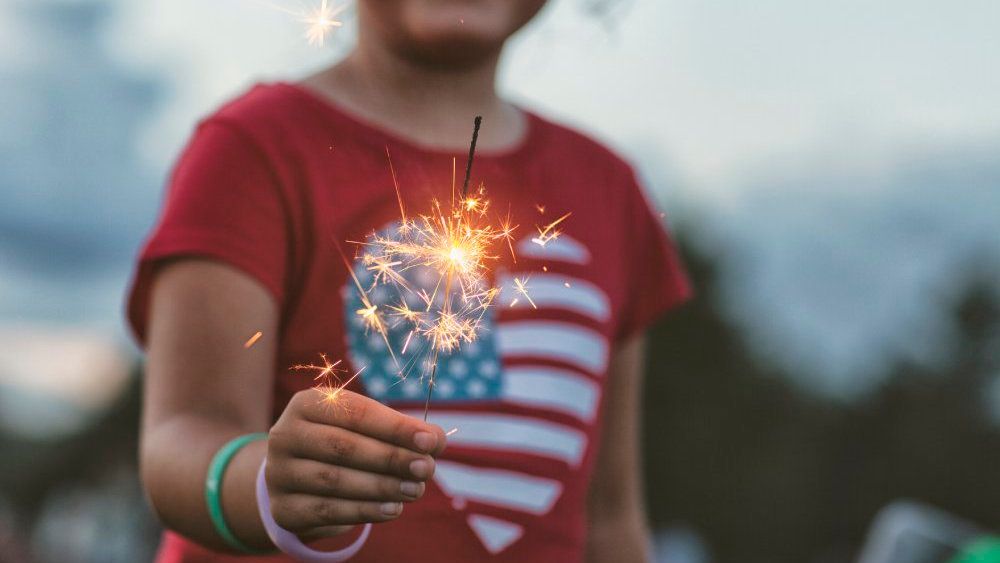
[460,116,482,198]
[422,116,483,421]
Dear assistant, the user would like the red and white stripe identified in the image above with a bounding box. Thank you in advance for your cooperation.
[423,236,611,554]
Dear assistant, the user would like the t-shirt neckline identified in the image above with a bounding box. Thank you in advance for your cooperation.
[273,81,541,162]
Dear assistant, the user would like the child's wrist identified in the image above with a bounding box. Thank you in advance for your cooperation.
[206,433,271,554]
[213,434,275,553]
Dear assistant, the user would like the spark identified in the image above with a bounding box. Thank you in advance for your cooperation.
[292,353,343,380]
[293,354,366,407]
[535,204,546,214]
[252,0,346,47]
[303,0,345,46]
[388,300,422,324]
[337,243,398,368]
[564,282,571,288]
[314,367,364,406]
[512,276,537,309]
[497,207,518,262]
[243,331,263,348]
[531,212,572,247]
[446,427,459,437]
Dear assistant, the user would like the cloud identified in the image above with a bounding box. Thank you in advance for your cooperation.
[704,138,1000,395]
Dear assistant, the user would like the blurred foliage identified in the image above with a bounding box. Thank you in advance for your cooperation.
[0,369,141,517]
[644,237,1000,562]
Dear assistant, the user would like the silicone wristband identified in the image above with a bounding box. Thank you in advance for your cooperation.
[205,432,269,554]
[256,458,372,562]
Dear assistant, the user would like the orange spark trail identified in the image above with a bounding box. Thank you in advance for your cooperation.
[243,331,263,348]
[531,212,572,247]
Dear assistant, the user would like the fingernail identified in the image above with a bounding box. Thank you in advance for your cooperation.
[413,431,437,453]
[380,502,402,516]
[400,481,421,497]
[409,459,432,479]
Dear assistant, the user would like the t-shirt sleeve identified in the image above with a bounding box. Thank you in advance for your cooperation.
[125,118,291,344]
[615,169,692,341]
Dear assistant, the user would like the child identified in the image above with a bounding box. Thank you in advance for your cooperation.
[128,1,689,561]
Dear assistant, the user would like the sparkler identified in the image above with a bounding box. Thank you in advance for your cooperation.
[346,116,518,420]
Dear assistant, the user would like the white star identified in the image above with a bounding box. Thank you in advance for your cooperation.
[448,359,469,378]
[403,379,421,397]
[437,380,455,398]
[479,361,500,378]
[367,378,388,396]
[467,379,487,397]
[367,333,385,349]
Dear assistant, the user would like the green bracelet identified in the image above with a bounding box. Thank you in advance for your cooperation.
[206,432,269,554]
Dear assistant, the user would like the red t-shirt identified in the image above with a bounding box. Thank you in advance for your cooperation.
[127,83,690,563]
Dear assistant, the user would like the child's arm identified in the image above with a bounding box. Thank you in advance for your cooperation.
[585,335,653,563]
[141,259,446,552]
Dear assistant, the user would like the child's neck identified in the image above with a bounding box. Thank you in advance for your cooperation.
[302,36,527,153]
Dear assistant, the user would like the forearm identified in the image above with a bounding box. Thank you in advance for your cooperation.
[586,335,652,563]
[585,512,651,563]
[141,413,272,552]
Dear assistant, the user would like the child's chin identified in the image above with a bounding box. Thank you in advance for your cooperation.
[404,3,517,47]
[401,34,504,68]
[412,20,508,46]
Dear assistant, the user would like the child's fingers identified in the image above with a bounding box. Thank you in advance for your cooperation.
[296,389,447,455]
[270,458,425,502]
[283,421,436,480]
[270,492,404,531]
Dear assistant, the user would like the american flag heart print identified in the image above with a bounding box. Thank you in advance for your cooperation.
[343,227,610,555]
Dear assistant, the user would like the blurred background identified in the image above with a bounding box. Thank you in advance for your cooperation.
[1,0,998,561]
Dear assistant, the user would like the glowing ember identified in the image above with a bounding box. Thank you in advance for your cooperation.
[512,276,537,309]
[531,212,572,247]
[303,0,345,46]
[293,353,365,407]
[243,331,263,348]
[292,353,342,380]
[254,0,346,47]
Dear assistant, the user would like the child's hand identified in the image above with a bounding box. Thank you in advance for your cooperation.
[264,388,446,540]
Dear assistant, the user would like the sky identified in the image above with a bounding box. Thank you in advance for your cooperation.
[1,0,998,398]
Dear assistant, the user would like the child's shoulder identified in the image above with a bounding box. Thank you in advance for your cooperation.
[199,82,310,134]
[196,82,340,157]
